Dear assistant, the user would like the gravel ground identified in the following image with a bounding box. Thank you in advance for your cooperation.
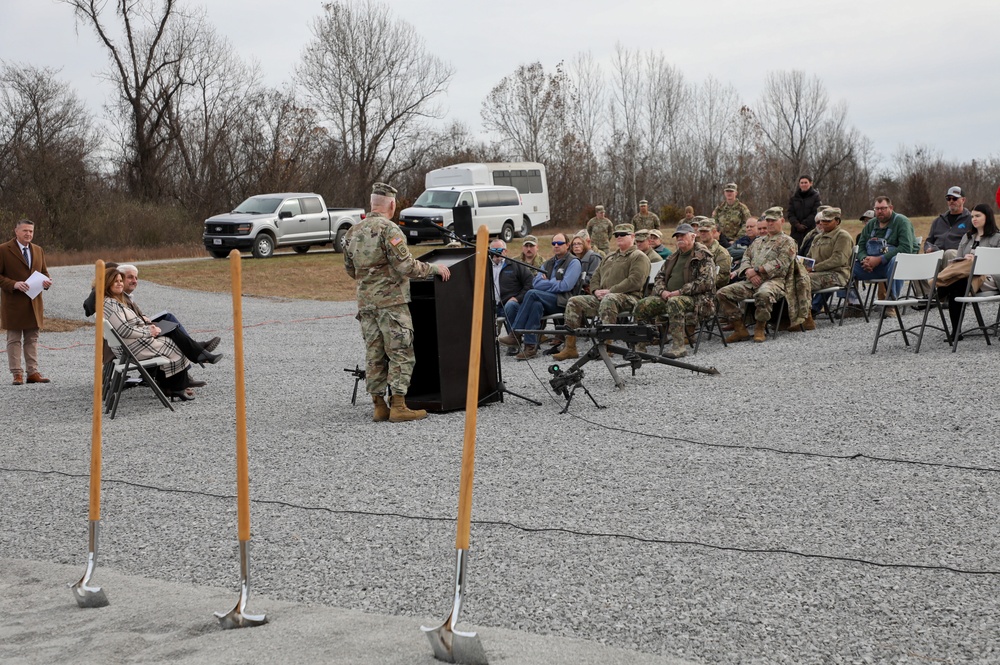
[3,261,1000,664]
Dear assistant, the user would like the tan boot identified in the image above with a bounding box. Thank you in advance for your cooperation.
[725,319,751,343]
[801,312,816,331]
[685,325,696,345]
[514,344,537,360]
[372,394,390,422]
[662,340,688,360]
[389,394,427,422]
[753,325,767,342]
[552,336,578,360]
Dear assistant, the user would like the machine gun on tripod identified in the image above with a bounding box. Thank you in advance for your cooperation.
[343,365,366,405]
[516,321,719,411]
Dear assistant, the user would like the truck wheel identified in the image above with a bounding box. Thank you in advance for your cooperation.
[519,216,532,238]
[209,250,229,259]
[500,222,515,243]
[334,227,348,253]
[252,234,275,259]
[293,245,310,254]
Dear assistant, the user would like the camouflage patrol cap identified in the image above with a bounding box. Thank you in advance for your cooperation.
[595,205,605,212]
[762,206,784,221]
[673,223,696,236]
[648,229,662,239]
[817,205,831,213]
[371,182,397,197]
[614,223,635,235]
[697,219,717,230]
[575,229,591,240]
[692,216,708,224]
[634,230,649,240]
[638,199,649,206]
[522,235,538,246]
[819,207,842,221]
[724,182,738,192]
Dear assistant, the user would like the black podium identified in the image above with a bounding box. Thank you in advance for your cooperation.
[406,247,500,412]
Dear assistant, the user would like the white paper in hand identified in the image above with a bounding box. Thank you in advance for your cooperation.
[25,271,48,300]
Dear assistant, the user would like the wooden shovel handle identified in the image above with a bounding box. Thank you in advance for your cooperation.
[89,260,105,521]
[455,226,489,550]
[230,250,251,542]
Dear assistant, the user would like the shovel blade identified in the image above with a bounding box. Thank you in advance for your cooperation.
[215,605,268,629]
[422,623,488,665]
[70,581,109,608]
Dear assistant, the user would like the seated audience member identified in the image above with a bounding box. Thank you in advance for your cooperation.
[853,196,918,298]
[635,230,664,264]
[498,233,581,360]
[804,207,853,326]
[553,224,650,360]
[84,262,119,316]
[118,264,223,366]
[727,217,759,265]
[518,235,544,269]
[926,186,972,260]
[490,239,533,333]
[717,207,797,343]
[648,229,673,260]
[571,231,602,294]
[935,204,1000,338]
[632,224,716,359]
[730,218,769,283]
[102,268,202,401]
[695,219,732,289]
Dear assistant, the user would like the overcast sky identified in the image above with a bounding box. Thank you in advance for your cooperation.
[3,0,998,169]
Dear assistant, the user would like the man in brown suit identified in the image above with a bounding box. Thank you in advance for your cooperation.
[0,219,52,384]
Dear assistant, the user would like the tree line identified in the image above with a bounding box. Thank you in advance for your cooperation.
[1,0,997,251]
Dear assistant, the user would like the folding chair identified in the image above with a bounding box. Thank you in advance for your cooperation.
[838,247,878,325]
[103,320,175,418]
[742,296,788,338]
[870,250,947,354]
[951,246,1000,352]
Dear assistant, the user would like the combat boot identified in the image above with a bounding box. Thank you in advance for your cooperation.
[389,394,427,422]
[753,324,767,342]
[685,324,697,345]
[725,319,751,343]
[372,394,390,422]
[661,339,688,360]
[801,312,816,331]
[552,336,578,360]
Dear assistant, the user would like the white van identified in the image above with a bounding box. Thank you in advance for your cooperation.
[424,162,549,237]
[398,185,523,243]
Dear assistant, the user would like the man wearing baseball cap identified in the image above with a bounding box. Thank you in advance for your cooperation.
[925,186,971,260]
[517,235,544,269]
[631,200,660,232]
[632,224,717,359]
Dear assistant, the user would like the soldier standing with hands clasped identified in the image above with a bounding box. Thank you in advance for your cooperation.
[344,183,451,422]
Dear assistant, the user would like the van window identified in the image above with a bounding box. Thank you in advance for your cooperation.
[299,197,323,214]
[492,169,543,194]
[527,169,543,193]
[497,189,519,206]
[280,199,302,217]
[414,190,460,208]
[458,192,474,207]
[476,191,498,207]
[493,170,511,188]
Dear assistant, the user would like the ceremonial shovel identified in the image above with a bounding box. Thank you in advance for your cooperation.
[422,225,490,665]
[215,250,267,629]
[70,260,109,608]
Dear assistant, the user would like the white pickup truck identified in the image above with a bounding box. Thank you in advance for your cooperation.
[202,193,365,258]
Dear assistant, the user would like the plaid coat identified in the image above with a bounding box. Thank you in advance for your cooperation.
[104,297,188,377]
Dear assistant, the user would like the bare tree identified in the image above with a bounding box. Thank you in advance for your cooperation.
[63,0,210,201]
[754,70,829,186]
[481,61,568,163]
[0,63,100,247]
[296,0,453,204]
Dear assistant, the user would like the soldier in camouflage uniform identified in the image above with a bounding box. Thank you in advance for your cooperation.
[634,230,664,264]
[553,224,651,360]
[344,182,451,422]
[633,224,716,359]
[804,207,853,327]
[518,235,545,269]
[631,200,661,232]
[716,206,797,343]
[586,205,615,255]
[695,219,732,289]
[712,183,752,243]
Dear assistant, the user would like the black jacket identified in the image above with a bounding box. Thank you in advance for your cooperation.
[787,187,822,246]
[497,259,533,303]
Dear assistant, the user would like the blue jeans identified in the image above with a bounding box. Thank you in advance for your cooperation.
[499,300,521,334]
[852,255,902,298]
[511,290,562,345]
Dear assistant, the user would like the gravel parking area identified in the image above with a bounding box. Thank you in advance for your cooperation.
[3,262,1000,664]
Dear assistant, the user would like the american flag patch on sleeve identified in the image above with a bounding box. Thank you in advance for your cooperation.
[390,236,403,246]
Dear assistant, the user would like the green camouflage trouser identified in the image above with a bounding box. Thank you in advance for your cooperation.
[808,271,847,292]
[633,295,696,346]
[358,304,415,395]
[563,293,639,328]
[717,280,786,322]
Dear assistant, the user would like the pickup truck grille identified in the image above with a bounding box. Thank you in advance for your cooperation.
[205,222,240,235]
